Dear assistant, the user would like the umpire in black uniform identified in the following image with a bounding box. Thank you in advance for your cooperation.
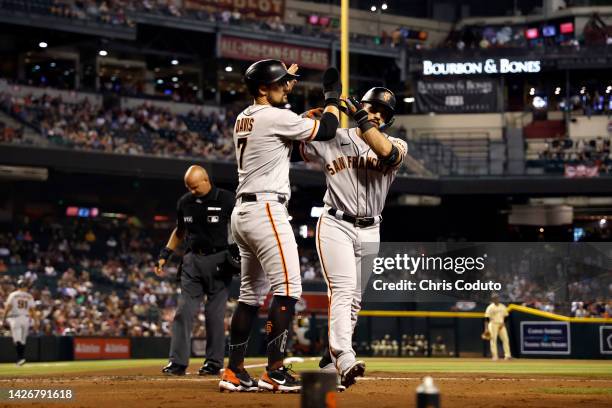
[157,165,236,376]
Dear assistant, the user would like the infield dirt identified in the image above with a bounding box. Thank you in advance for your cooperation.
[1,363,611,408]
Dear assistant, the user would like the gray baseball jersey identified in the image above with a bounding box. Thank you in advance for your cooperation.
[234,105,318,198]
[5,290,34,318]
[300,127,407,217]
[304,127,406,375]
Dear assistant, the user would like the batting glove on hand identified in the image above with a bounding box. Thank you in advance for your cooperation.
[342,96,370,127]
[322,67,341,106]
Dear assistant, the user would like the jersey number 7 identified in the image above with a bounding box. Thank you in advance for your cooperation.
[237,138,248,170]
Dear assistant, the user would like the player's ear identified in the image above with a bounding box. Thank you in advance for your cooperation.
[257,84,267,98]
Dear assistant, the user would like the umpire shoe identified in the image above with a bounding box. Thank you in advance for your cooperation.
[258,365,301,393]
[219,368,258,392]
[340,360,365,388]
[198,361,221,376]
[161,362,187,376]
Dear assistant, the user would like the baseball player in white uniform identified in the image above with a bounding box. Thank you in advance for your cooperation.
[299,88,407,389]
[2,280,35,366]
[219,59,341,393]
[484,293,512,360]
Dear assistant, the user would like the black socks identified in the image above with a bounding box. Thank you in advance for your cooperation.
[228,302,259,372]
[265,296,297,370]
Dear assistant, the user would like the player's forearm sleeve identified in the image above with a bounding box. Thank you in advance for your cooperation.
[312,112,338,142]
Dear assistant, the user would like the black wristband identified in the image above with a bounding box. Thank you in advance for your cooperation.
[324,91,340,107]
[358,120,376,133]
[353,109,369,126]
[158,247,173,262]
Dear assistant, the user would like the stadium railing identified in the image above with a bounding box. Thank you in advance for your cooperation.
[357,305,612,359]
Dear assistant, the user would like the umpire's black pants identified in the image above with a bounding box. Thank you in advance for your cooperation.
[169,251,231,367]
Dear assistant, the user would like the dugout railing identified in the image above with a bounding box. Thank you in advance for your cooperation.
[356,305,612,359]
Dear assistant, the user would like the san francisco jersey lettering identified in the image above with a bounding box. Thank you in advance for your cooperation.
[301,127,407,217]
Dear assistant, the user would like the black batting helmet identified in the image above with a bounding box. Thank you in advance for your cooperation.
[361,87,396,115]
[244,59,299,96]
[361,87,396,129]
[17,279,27,288]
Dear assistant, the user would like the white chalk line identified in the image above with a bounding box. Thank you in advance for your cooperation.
[359,376,612,383]
[0,376,609,384]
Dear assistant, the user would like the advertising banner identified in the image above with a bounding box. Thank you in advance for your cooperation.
[600,326,612,355]
[415,78,498,113]
[74,338,131,360]
[219,36,329,70]
[520,321,570,355]
[184,0,285,17]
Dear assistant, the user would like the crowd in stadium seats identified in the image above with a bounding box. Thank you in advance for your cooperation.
[0,216,180,336]
[535,137,612,175]
[539,137,612,163]
[571,300,612,318]
[0,120,24,144]
[0,92,236,160]
[0,212,609,343]
[0,0,414,49]
[0,0,134,26]
[0,215,327,337]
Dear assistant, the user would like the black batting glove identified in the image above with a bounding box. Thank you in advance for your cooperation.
[322,67,341,107]
[343,96,375,133]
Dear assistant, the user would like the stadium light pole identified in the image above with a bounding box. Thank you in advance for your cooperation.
[341,0,349,128]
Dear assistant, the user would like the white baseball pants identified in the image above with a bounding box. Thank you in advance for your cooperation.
[488,322,511,359]
[315,212,379,374]
[8,316,29,344]
[231,198,302,306]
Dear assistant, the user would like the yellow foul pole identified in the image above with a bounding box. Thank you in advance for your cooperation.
[340,0,349,128]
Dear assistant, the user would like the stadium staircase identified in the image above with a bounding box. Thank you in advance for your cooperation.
[0,109,46,146]
[409,132,507,176]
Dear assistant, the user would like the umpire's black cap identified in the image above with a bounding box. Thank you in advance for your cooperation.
[244,59,299,96]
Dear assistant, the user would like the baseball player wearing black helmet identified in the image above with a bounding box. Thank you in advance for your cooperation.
[220,59,342,393]
[298,87,407,389]
[360,87,396,131]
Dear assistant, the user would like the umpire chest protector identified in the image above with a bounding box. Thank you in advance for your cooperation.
[176,186,234,253]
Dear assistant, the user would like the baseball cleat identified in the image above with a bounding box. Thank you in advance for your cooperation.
[198,361,221,376]
[258,366,301,393]
[340,360,365,388]
[161,362,186,376]
[16,359,26,366]
[219,368,258,392]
